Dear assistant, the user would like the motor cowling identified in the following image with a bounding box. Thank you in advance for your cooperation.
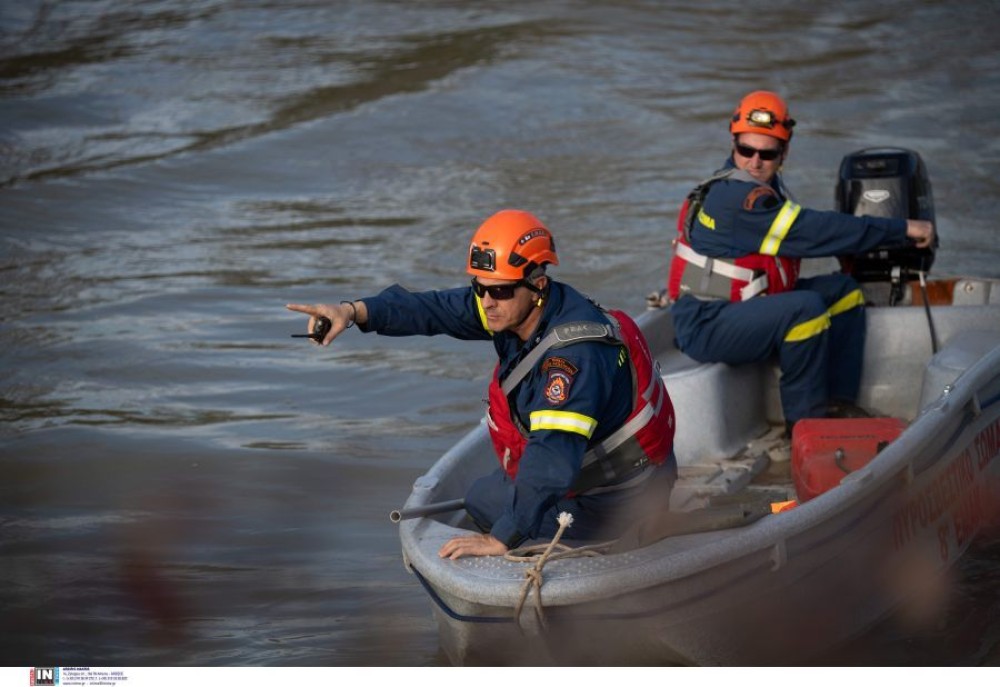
[835,148,937,298]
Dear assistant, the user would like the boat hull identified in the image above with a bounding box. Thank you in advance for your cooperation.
[399,280,1000,665]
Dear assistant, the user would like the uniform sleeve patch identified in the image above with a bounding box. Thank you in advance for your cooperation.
[544,370,573,406]
[541,356,578,376]
[743,186,778,210]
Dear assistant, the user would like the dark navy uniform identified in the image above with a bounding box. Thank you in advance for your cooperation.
[360,281,672,547]
[671,157,910,425]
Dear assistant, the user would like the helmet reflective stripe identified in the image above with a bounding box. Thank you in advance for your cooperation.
[529,410,598,438]
[758,200,801,255]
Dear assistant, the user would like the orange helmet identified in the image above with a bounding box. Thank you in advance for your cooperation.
[467,209,558,281]
[730,90,796,142]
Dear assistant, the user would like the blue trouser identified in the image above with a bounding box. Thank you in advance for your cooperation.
[671,273,866,425]
[464,460,676,544]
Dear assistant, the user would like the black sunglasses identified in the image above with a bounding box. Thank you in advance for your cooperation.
[735,142,784,161]
[471,278,538,300]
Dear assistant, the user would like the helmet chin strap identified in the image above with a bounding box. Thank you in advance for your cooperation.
[512,275,548,333]
[508,297,541,336]
[525,272,549,308]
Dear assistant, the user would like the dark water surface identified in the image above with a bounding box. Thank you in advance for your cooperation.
[2,0,999,667]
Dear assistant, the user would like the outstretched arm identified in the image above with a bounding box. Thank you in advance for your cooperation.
[286,300,368,346]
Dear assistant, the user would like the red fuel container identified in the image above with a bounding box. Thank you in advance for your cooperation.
[791,417,908,502]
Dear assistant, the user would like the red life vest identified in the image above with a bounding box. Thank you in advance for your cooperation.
[667,170,800,302]
[485,309,675,494]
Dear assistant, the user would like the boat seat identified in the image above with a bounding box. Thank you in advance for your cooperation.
[919,329,1000,410]
[661,353,770,466]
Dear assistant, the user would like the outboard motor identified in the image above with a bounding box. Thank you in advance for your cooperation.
[835,147,938,305]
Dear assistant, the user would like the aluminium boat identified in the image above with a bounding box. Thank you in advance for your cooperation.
[394,148,1000,665]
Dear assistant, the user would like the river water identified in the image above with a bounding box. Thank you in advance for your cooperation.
[2,0,999,668]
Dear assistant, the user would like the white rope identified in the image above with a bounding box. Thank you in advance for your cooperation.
[505,513,617,629]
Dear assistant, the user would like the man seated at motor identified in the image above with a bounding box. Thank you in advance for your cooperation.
[667,90,935,435]
[289,209,677,559]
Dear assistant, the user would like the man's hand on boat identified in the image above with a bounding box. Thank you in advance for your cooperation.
[439,533,509,560]
[286,301,366,346]
[906,220,935,248]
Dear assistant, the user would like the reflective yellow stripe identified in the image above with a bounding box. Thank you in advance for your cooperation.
[697,207,716,230]
[785,312,830,343]
[474,294,492,335]
[759,200,801,256]
[783,288,860,343]
[829,288,865,317]
[529,410,598,438]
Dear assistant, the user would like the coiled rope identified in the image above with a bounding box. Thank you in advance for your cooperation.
[503,512,616,629]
